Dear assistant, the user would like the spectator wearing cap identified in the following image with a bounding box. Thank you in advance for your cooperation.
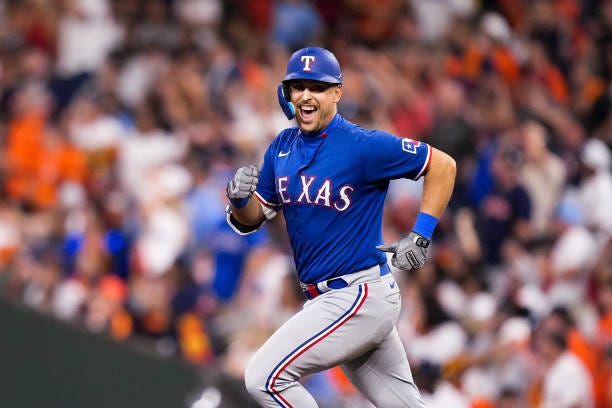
[545,195,599,308]
[575,138,612,245]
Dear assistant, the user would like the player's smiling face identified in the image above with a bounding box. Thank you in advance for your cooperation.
[288,80,342,134]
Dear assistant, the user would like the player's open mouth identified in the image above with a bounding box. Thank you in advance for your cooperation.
[299,106,317,122]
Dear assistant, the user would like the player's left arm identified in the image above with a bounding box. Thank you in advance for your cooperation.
[378,147,456,271]
[419,147,456,219]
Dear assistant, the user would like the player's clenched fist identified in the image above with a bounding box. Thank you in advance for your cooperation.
[377,232,430,272]
[226,165,260,208]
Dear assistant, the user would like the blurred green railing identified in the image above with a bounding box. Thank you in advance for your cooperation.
[0,298,256,408]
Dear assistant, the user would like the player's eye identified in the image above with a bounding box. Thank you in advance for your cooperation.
[290,83,331,93]
[309,84,329,93]
[290,84,306,91]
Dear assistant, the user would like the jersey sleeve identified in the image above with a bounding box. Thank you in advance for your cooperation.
[363,131,432,183]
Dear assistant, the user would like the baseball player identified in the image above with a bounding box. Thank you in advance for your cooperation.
[225,47,456,407]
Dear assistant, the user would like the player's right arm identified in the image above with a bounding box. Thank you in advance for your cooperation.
[229,190,266,226]
[226,134,286,235]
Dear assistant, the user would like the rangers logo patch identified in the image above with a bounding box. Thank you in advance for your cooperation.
[301,56,316,71]
[402,138,421,154]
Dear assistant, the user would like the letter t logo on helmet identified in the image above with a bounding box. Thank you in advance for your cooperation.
[301,56,316,71]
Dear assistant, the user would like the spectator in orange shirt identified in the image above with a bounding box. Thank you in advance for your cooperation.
[4,84,50,207]
[33,124,87,209]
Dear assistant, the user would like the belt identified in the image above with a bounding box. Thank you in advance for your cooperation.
[300,264,390,300]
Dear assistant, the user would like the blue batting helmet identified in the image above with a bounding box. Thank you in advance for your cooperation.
[283,47,342,84]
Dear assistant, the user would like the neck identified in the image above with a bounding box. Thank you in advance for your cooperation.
[301,113,338,137]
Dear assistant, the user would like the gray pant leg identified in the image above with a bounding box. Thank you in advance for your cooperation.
[245,282,388,407]
[244,312,320,408]
[341,327,426,408]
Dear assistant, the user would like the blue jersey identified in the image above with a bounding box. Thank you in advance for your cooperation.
[255,114,431,284]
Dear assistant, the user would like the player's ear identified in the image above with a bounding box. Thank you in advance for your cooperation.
[333,84,342,103]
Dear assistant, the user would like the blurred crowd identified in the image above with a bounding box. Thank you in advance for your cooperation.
[0,0,611,407]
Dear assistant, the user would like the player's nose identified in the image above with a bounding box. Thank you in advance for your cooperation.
[300,88,313,101]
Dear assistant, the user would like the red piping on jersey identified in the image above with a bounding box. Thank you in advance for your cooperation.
[306,285,319,299]
[254,191,280,209]
[424,146,433,174]
[415,144,432,179]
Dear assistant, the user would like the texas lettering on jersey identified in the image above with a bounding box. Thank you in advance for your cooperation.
[276,175,354,211]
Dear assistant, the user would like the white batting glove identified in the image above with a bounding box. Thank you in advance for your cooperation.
[226,165,260,208]
[377,232,430,272]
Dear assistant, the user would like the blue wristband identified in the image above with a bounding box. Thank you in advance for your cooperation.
[413,212,438,239]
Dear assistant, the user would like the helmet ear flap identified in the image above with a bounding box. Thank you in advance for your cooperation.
[277,84,295,120]
[282,83,291,102]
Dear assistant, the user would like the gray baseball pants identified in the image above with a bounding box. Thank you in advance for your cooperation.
[244,268,426,407]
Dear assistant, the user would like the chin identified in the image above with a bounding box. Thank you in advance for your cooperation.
[297,120,314,131]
